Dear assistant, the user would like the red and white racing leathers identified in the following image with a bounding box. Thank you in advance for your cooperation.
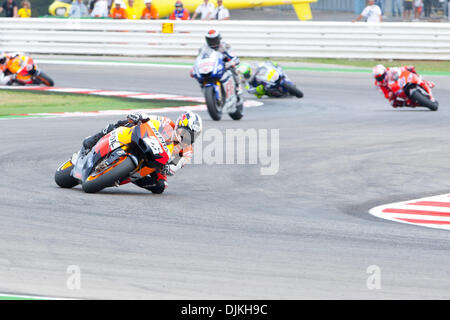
[374,65,435,108]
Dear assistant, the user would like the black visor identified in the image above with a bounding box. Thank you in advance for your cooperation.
[206,36,221,49]
[376,73,386,82]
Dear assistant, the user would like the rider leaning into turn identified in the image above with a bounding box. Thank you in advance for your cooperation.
[239,62,285,98]
[0,51,38,85]
[81,111,202,194]
[373,64,435,108]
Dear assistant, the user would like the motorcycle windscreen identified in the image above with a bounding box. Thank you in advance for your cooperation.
[195,47,224,78]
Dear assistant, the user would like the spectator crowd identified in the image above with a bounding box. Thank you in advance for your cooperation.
[62,0,231,20]
[0,0,231,19]
[353,0,446,22]
[0,0,31,17]
[1,0,445,21]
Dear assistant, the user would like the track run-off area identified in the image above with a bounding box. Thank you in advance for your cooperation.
[1,59,450,299]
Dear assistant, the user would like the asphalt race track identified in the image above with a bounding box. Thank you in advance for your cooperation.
[1,62,450,299]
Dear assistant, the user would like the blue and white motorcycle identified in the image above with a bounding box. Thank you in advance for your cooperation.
[192,47,244,121]
[241,61,303,99]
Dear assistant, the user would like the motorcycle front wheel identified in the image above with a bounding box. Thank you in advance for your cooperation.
[54,159,78,188]
[205,86,223,121]
[283,82,304,98]
[411,91,438,111]
[34,71,54,87]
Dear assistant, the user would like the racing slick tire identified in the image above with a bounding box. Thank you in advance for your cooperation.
[35,72,54,87]
[411,91,438,111]
[205,86,222,121]
[55,160,79,188]
[82,157,136,193]
[283,82,304,98]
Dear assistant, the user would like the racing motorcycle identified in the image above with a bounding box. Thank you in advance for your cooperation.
[389,69,438,111]
[6,54,54,86]
[55,120,172,193]
[192,46,244,121]
[245,61,303,98]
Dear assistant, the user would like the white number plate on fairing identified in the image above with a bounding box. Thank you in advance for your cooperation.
[143,136,163,155]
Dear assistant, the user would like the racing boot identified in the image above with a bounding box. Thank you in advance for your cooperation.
[134,172,167,194]
[81,132,104,156]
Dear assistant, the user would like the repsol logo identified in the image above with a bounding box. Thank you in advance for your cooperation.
[148,122,169,154]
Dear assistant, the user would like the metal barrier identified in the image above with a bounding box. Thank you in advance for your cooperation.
[0,18,449,59]
[311,0,353,12]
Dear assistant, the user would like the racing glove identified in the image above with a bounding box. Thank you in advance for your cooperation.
[127,113,142,125]
[387,91,395,101]
[101,123,116,135]
[161,164,172,176]
[166,157,188,176]
[225,60,237,70]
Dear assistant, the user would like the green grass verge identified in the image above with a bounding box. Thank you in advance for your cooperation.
[260,58,450,74]
[0,90,199,117]
[0,296,40,300]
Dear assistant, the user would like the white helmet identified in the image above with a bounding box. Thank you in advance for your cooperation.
[174,111,202,145]
[373,64,387,82]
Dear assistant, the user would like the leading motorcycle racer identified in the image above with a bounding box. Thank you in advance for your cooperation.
[193,29,243,97]
[373,64,435,108]
[81,111,202,194]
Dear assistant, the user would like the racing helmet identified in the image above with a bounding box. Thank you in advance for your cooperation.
[174,111,203,145]
[205,29,221,50]
[238,63,252,79]
[373,64,387,82]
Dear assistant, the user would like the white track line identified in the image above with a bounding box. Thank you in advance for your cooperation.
[0,86,263,120]
[35,59,192,69]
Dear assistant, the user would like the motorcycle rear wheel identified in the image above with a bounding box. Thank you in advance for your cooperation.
[205,86,222,121]
[411,91,438,111]
[82,157,136,193]
[283,82,304,98]
[55,160,78,188]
